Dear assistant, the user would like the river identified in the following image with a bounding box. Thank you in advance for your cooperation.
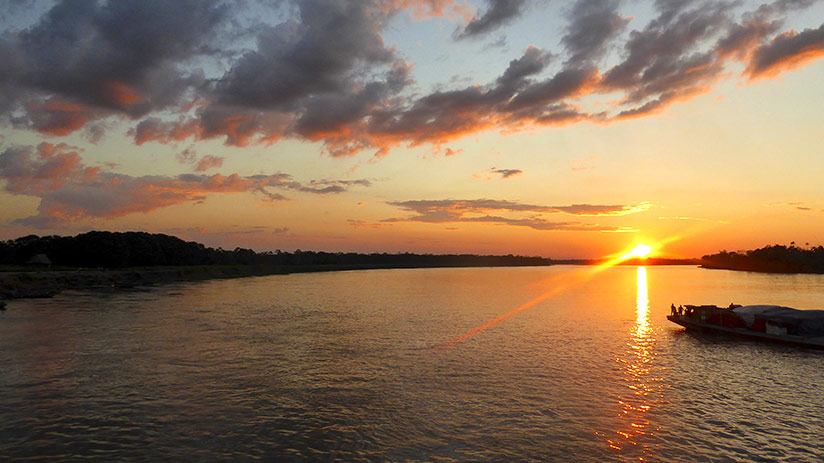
[2,266,824,462]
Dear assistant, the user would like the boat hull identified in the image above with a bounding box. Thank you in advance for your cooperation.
[667,315,824,349]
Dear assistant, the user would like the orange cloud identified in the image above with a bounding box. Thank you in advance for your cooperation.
[195,155,224,172]
[1,144,371,227]
[104,81,142,106]
[27,99,92,136]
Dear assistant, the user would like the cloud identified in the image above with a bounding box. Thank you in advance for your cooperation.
[195,155,224,172]
[384,199,650,217]
[299,179,372,194]
[381,198,649,231]
[745,23,824,80]
[482,35,508,51]
[0,143,369,226]
[0,0,229,134]
[176,148,224,172]
[458,0,527,39]
[1,0,823,158]
[562,0,630,66]
[484,167,523,179]
[215,1,395,110]
[599,4,731,116]
[348,219,388,229]
[766,201,823,213]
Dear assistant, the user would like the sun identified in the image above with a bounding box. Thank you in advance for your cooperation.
[628,244,652,259]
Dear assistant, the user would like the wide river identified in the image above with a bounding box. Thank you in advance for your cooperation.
[2,266,824,462]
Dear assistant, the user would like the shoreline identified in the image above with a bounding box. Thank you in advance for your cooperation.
[2,262,551,301]
[0,264,414,300]
[700,263,824,274]
[0,262,706,301]
[0,260,717,302]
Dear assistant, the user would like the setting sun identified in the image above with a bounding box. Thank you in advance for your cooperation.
[627,244,653,259]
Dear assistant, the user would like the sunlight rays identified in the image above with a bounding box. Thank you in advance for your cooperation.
[432,235,683,352]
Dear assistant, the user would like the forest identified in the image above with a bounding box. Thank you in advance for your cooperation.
[702,244,824,273]
[0,231,553,269]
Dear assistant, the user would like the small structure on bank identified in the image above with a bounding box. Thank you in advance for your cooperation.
[26,254,52,266]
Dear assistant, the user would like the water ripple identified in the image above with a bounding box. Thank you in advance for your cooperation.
[2,267,824,461]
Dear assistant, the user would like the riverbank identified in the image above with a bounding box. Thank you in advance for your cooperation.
[1,260,707,301]
[699,262,824,274]
[2,262,561,300]
[0,263,414,300]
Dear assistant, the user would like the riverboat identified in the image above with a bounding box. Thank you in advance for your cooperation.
[667,304,824,349]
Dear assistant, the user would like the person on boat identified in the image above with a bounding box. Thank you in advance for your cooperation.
[677,305,683,316]
[671,303,677,315]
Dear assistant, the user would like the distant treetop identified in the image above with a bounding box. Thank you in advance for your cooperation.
[0,231,553,269]
[702,244,824,274]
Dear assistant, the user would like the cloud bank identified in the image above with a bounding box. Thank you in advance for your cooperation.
[380,198,649,231]
[0,143,370,227]
[0,0,821,157]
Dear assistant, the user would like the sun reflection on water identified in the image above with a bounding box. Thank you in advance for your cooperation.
[605,267,661,461]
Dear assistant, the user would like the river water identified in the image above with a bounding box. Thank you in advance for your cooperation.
[2,266,824,462]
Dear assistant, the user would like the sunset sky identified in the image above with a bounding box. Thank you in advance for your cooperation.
[1,0,822,258]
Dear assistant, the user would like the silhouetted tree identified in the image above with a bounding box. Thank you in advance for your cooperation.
[1,231,554,269]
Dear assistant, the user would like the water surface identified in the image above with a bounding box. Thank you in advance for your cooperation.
[2,266,824,462]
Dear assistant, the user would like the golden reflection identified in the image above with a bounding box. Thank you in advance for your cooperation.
[636,266,649,331]
[605,266,661,461]
[432,239,678,351]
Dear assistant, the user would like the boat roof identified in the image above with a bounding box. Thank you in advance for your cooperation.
[734,305,824,336]
[733,305,824,319]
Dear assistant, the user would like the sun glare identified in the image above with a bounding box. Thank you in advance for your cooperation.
[628,244,652,259]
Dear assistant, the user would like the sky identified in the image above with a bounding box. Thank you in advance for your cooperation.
[0,0,823,259]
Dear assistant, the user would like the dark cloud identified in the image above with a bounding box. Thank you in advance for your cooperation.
[0,0,229,134]
[745,23,824,80]
[507,67,599,112]
[488,167,523,179]
[458,0,527,39]
[715,17,781,60]
[0,143,370,226]
[497,47,553,89]
[600,5,729,97]
[562,0,630,66]
[653,0,701,25]
[290,61,413,156]
[1,0,823,158]
[215,1,395,109]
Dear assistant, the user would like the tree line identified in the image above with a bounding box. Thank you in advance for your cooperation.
[0,231,553,269]
[702,244,824,273]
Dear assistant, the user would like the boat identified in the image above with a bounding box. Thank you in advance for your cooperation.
[667,304,824,349]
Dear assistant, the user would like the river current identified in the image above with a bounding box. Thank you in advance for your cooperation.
[2,266,824,462]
